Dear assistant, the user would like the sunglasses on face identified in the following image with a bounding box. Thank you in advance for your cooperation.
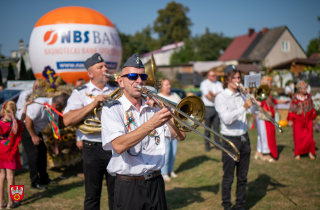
[121,73,148,80]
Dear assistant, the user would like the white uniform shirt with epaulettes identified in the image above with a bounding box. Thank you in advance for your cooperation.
[26,97,58,134]
[63,81,117,143]
[101,94,173,176]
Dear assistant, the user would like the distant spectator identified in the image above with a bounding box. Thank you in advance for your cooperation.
[75,78,86,88]
[284,80,294,97]
[15,79,39,170]
[287,80,317,160]
[158,79,181,182]
[200,70,223,151]
[255,76,289,162]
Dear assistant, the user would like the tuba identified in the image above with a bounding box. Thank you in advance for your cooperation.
[76,54,157,134]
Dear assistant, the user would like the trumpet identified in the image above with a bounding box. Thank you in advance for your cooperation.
[236,83,283,133]
[136,85,240,161]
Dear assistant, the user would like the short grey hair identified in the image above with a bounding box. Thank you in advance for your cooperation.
[52,93,69,107]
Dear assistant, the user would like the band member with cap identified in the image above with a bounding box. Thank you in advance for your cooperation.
[101,53,186,210]
[200,70,224,151]
[63,53,116,210]
[215,65,259,210]
[23,93,69,190]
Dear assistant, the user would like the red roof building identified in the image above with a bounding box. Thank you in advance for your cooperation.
[218,29,259,61]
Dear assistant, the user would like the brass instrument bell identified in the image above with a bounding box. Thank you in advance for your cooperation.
[254,85,271,102]
[143,54,157,87]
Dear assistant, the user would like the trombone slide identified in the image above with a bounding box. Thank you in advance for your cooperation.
[137,85,240,161]
[236,83,283,133]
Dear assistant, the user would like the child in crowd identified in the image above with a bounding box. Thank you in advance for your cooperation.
[0,100,32,209]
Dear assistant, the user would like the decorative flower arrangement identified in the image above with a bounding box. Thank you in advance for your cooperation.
[314,99,320,115]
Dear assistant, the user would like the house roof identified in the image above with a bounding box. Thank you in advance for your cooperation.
[237,64,262,73]
[140,42,184,57]
[193,61,224,73]
[309,53,320,60]
[242,26,287,61]
[218,31,259,61]
[272,58,319,69]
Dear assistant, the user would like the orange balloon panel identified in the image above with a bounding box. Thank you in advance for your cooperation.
[34,6,114,28]
[34,72,89,85]
[29,6,122,85]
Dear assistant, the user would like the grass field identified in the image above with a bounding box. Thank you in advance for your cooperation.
[4,126,320,210]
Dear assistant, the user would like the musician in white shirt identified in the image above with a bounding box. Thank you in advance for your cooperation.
[215,65,259,210]
[63,53,116,210]
[101,53,186,210]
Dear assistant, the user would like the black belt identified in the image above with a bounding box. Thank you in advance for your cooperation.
[83,140,102,145]
[116,171,161,181]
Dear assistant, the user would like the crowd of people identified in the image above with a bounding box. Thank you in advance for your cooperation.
[0,52,317,210]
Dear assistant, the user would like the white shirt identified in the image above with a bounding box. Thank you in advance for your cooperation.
[215,88,259,136]
[63,81,117,142]
[284,85,294,95]
[200,79,223,106]
[26,97,58,134]
[101,94,172,176]
[15,89,33,120]
[158,92,181,104]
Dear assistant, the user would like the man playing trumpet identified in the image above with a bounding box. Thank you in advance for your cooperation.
[215,65,259,210]
[101,53,186,210]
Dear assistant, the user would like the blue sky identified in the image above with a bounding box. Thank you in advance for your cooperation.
[0,0,319,57]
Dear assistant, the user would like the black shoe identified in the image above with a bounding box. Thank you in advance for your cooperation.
[43,178,58,185]
[31,182,47,190]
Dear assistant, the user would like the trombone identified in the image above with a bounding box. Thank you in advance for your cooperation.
[136,85,241,161]
[236,83,283,133]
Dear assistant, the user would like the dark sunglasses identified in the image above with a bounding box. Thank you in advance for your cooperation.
[121,73,148,80]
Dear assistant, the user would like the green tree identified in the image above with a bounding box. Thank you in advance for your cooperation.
[154,1,192,46]
[118,26,161,66]
[19,56,27,80]
[130,26,160,55]
[7,63,15,80]
[306,38,320,57]
[0,68,3,86]
[306,17,320,57]
[26,68,36,80]
[170,38,198,64]
[195,31,233,61]
[118,30,133,66]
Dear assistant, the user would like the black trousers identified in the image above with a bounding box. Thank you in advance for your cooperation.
[21,125,49,184]
[221,133,251,209]
[113,175,167,210]
[204,106,221,148]
[83,140,115,210]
